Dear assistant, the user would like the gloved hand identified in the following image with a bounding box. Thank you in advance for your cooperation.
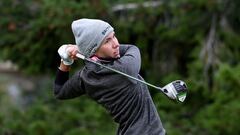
[58,45,74,65]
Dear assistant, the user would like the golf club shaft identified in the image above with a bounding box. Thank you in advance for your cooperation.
[76,53,162,91]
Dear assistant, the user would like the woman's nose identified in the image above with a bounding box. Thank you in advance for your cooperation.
[112,38,119,48]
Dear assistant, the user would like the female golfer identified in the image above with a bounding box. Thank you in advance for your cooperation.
[54,18,165,135]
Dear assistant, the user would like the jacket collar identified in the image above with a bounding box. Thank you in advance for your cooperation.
[84,56,119,70]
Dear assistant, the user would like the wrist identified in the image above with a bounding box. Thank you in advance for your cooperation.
[59,61,71,71]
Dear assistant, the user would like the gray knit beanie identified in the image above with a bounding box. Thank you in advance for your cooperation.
[71,18,114,58]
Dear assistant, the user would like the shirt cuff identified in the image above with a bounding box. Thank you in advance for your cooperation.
[55,68,69,85]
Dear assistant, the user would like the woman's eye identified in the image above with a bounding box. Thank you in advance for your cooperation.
[104,40,109,44]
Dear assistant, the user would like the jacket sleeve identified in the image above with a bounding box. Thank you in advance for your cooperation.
[53,69,85,100]
[114,44,141,79]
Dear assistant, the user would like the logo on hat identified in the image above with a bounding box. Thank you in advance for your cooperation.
[102,26,111,35]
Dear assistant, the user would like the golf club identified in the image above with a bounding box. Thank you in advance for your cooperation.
[76,53,187,102]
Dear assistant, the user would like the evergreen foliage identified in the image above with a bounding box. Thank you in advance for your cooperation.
[0,0,240,134]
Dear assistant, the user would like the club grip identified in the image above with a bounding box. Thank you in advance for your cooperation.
[76,53,85,60]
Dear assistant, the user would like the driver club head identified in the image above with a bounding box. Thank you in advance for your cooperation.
[162,80,187,102]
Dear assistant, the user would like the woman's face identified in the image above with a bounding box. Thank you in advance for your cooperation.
[95,32,120,58]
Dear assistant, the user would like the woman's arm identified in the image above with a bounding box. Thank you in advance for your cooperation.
[53,62,85,99]
[114,44,141,78]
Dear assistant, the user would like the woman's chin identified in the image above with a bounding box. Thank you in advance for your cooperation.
[113,54,120,58]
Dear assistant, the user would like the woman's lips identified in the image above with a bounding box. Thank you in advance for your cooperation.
[114,51,120,57]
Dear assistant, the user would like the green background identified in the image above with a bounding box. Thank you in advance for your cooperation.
[0,0,240,134]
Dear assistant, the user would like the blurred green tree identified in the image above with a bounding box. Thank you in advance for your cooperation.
[0,0,240,134]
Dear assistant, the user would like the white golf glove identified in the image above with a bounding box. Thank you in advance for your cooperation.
[58,45,74,65]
